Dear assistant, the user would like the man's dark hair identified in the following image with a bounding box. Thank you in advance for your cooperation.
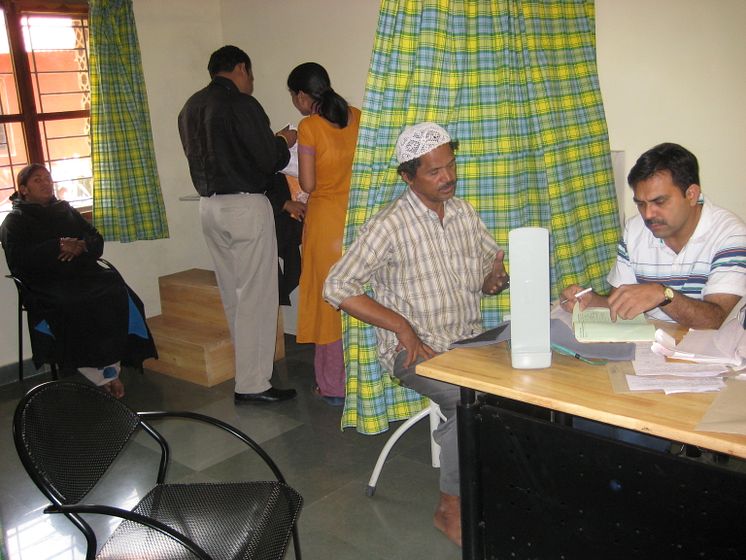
[397,141,460,179]
[627,142,700,195]
[208,45,251,78]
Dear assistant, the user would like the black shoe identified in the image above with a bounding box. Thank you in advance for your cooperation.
[234,387,297,404]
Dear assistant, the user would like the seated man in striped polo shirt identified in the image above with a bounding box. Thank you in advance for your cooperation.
[562,142,746,330]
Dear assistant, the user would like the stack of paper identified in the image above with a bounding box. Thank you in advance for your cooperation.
[651,327,745,370]
[633,343,728,377]
[627,344,729,394]
[626,375,726,394]
[614,300,746,395]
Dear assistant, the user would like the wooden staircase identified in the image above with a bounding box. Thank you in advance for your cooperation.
[144,269,285,387]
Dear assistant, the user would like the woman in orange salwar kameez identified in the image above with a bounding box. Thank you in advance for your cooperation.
[288,62,360,405]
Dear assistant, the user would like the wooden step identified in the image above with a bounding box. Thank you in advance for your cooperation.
[159,269,229,328]
[144,315,234,387]
[144,268,286,387]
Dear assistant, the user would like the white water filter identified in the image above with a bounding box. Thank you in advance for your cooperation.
[508,227,552,369]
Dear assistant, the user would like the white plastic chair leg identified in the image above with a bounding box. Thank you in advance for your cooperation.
[429,403,445,468]
[366,406,430,496]
[366,403,445,496]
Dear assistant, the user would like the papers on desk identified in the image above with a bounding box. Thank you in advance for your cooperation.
[633,343,728,377]
[451,313,637,363]
[450,322,511,349]
[696,378,746,435]
[551,318,635,361]
[626,375,726,394]
[692,301,746,433]
[624,344,728,394]
[572,306,655,343]
[650,313,746,370]
[611,299,746,395]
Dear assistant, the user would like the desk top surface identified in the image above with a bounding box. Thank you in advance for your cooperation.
[417,341,746,459]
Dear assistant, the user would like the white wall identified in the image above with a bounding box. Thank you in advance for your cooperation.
[596,0,746,221]
[1,0,743,368]
[220,0,380,129]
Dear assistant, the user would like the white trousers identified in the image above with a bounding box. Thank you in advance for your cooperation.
[200,193,278,394]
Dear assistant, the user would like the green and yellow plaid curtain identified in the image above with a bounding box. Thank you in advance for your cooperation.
[342,0,620,433]
[89,0,168,242]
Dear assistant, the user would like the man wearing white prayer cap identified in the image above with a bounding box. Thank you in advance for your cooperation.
[324,122,509,546]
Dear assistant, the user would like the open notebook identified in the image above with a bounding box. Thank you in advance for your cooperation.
[572,305,655,343]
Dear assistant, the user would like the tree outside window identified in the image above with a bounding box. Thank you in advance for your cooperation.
[0,1,90,216]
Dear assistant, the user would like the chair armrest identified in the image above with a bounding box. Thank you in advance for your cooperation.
[6,273,25,291]
[6,274,29,312]
[138,411,289,483]
[45,503,211,560]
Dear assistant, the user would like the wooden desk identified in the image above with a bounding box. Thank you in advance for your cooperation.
[418,343,746,459]
[417,344,746,559]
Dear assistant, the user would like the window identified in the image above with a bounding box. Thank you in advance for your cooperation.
[0,1,90,216]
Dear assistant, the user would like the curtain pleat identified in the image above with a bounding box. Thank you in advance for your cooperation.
[89,0,168,242]
[342,0,620,434]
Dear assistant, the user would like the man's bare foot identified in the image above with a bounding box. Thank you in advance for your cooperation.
[102,378,125,399]
[434,492,462,546]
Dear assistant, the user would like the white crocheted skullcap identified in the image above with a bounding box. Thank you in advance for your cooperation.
[395,122,452,164]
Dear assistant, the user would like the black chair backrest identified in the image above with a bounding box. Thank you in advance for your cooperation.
[13,381,142,505]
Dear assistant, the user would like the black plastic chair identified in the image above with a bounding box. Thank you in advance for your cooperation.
[13,381,303,560]
[7,259,130,382]
[6,273,59,382]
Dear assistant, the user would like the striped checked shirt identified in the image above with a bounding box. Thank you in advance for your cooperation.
[325,188,500,373]
[608,198,746,322]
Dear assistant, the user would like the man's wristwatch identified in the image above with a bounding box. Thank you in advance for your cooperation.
[660,286,676,307]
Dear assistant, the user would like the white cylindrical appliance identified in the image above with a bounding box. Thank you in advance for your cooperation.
[508,227,552,369]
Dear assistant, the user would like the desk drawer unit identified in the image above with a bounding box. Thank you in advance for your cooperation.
[476,400,746,559]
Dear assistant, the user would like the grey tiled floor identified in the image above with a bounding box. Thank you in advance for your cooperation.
[0,336,461,559]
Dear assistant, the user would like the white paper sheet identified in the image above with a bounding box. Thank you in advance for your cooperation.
[696,379,746,435]
[650,299,746,369]
[633,343,728,377]
[625,374,725,394]
[280,124,299,177]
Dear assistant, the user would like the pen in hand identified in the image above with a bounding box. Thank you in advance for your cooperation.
[560,286,593,305]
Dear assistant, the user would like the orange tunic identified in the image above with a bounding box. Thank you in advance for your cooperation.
[296,107,361,344]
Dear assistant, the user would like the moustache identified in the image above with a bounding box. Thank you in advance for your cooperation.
[645,219,666,227]
[439,181,456,191]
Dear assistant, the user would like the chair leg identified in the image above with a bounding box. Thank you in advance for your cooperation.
[291,524,301,560]
[18,298,23,383]
[429,403,446,468]
[366,406,432,496]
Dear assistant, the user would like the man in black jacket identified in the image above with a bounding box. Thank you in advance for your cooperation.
[179,45,302,404]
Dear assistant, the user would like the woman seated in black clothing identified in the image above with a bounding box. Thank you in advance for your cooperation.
[0,164,157,398]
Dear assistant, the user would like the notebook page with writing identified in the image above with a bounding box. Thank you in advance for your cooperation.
[573,305,655,343]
